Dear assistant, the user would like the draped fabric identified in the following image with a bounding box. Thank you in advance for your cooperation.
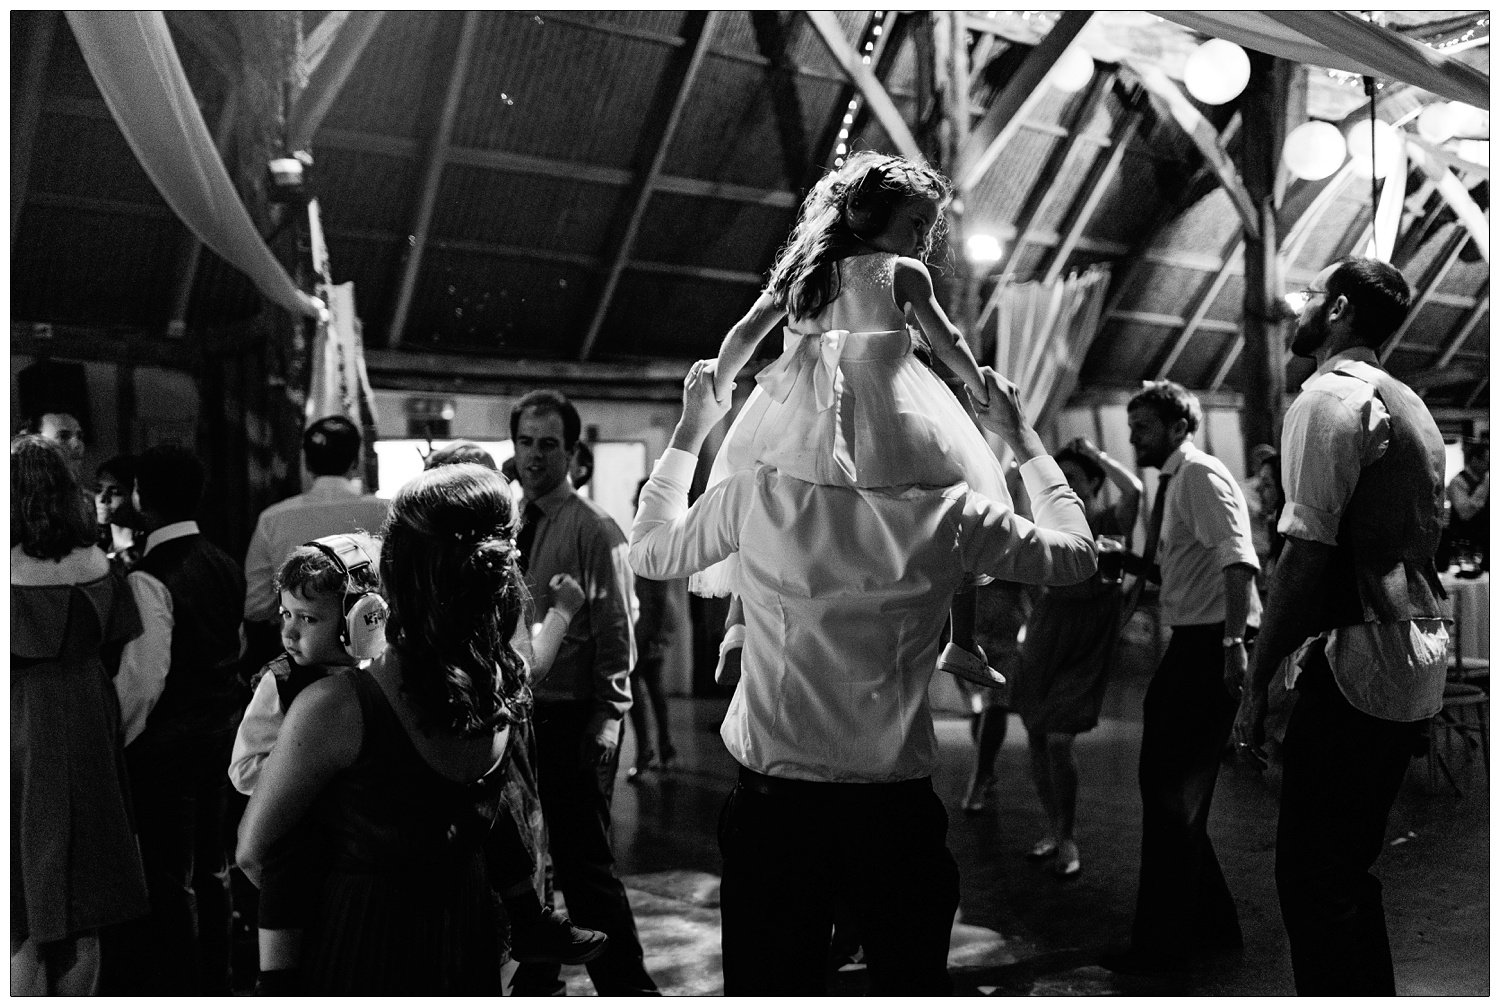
[1153,11,1489,109]
[991,265,1111,428]
[305,282,380,430]
[64,11,321,319]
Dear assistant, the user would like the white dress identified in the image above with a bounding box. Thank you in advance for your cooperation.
[691,252,1012,597]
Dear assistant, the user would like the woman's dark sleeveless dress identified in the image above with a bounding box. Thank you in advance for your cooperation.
[300,666,524,994]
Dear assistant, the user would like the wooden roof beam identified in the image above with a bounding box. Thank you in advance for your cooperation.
[822,11,903,172]
[1431,289,1489,371]
[1406,142,1489,262]
[958,10,1093,192]
[1465,378,1488,409]
[1379,226,1467,363]
[385,12,482,348]
[288,11,385,151]
[807,10,924,164]
[1128,61,1259,241]
[578,11,720,362]
[991,66,1115,284]
[1041,83,1146,285]
[751,12,811,192]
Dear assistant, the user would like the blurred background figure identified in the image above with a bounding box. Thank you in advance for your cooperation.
[570,441,594,493]
[94,455,141,571]
[626,479,677,781]
[1443,436,1489,575]
[12,435,149,995]
[29,411,87,474]
[1247,444,1286,585]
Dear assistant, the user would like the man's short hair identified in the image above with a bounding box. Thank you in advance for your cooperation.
[1326,257,1413,349]
[425,441,498,471]
[304,416,362,476]
[510,390,581,450]
[1127,380,1202,436]
[135,444,205,523]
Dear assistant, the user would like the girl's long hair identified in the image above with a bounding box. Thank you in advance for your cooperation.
[380,462,531,736]
[12,434,96,561]
[764,150,952,321]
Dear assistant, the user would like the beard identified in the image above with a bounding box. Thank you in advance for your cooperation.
[1290,310,1329,358]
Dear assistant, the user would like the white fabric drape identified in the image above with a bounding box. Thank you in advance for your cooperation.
[992,265,1112,427]
[1154,11,1489,109]
[65,11,321,319]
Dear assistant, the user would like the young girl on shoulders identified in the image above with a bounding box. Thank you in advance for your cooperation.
[699,150,1012,689]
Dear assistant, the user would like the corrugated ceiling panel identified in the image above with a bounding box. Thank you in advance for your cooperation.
[1437,254,1487,298]
[12,205,179,326]
[597,272,760,360]
[1080,320,1169,388]
[1290,194,1366,272]
[402,248,598,357]
[429,165,624,256]
[1205,275,1247,324]
[633,192,793,273]
[1075,148,1180,247]
[455,12,674,169]
[323,235,402,319]
[30,112,164,206]
[320,11,450,140]
[664,54,844,190]
[1126,267,1212,317]
[1403,303,1466,355]
[711,10,870,76]
[1170,330,1235,389]
[565,11,688,38]
[315,149,422,235]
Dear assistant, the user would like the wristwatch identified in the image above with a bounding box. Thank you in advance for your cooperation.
[1222,635,1246,648]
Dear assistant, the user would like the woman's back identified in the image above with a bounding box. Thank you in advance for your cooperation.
[301,662,513,993]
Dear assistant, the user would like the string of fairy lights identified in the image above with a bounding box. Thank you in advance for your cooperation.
[833,11,886,169]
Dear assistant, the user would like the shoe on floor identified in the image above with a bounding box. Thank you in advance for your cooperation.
[1052,842,1081,878]
[937,643,1007,691]
[1026,838,1058,860]
[961,772,995,813]
[509,907,610,965]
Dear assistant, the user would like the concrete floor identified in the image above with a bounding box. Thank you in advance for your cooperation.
[600,628,1490,996]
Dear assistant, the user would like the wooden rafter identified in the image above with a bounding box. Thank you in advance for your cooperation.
[1041,84,1146,285]
[298,11,350,78]
[751,12,811,192]
[1129,61,1260,241]
[1154,235,1244,380]
[387,11,482,348]
[1406,142,1489,262]
[823,11,903,171]
[288,10,384,151]
[1432,289,1489,371]
[958,10,1093,192]
[990,67,1114,283]
[12,11,57,249]
[578,11,720,362]
[1465,378,1488,409]
[1379,226,1468,363]
[807,10,924,164]
[1407,132,1488,180]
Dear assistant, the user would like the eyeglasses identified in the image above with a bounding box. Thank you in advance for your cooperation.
[1283,287,1327,312]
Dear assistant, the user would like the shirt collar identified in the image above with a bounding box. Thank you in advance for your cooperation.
[1160,441,1192,477]
[143,520,200,555]
[307,475,363,498]
[1304,346,1379,390]
[527,478,575,516]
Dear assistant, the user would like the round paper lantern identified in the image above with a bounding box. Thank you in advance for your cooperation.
[1455,139,1489,167]
[1417,102,1460,143]
[1345,119,1404,179]
[1183,39,1251,105]
[1282,120,1346,180]
[1048,45,1094,94]
[965,234,1003,264]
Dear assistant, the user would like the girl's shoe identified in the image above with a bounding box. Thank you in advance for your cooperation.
[938,643,1007,692]
[961,772,995,813]
[1026,838,1059,860]
[1053,840,1081,878]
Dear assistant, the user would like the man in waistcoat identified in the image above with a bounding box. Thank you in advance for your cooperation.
[105,445,247,993]
[1234,257,1449,995]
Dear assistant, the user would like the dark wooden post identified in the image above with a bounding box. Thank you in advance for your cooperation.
[1238,52,1295,461]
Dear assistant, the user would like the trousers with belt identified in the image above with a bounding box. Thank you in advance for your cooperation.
[718,766,960,995]
[1129,623,1242,960]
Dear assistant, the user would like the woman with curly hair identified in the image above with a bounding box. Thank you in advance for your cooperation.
[11,435,148,994]
[236,463,605,993]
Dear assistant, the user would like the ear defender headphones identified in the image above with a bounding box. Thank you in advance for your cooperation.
[842,157,902,240]
[306,534,390,662]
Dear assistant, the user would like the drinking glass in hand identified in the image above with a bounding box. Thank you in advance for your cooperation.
[1096,535,1126,585]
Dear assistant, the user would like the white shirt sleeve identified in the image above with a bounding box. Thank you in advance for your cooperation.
[115,570,174,747]
[961,456,1097,586]
[1279,381,1391,546]
[629,448,748,581]
[228,671,286,795]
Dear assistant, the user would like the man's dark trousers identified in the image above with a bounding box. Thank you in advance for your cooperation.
[718,769,960,995]
[1275,650,1422,995]
[1129,623,1242,961]
[103,728,236,994]
[510,700,656,995]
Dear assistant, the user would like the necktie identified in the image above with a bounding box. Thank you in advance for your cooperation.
[1119,473,1171,631]
[516,502,543,575]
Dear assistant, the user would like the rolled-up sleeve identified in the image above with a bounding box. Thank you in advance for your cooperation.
[961,456,1096,586]
[1279,383,1390,546]
[1180,463,1261,571]
[630,448,751,581]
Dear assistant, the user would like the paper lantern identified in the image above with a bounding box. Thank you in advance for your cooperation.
[1417,102,1460,143]
[1345,119,1404,179]
[1455,139,1489,167]
[965,234,1003,264]
[1048,45,1094,94]
[1282,121,1346,180]
[1183,39,1250,105]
